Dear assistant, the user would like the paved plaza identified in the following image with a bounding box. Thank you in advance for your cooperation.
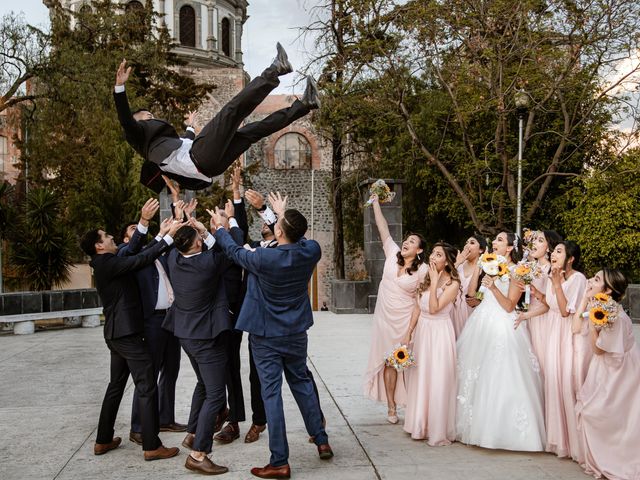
[2,312,638,480]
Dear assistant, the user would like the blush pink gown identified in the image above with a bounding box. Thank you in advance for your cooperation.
[573,314,594,393]
[364,236,427,406]
[543,271,587,460]
[404,287,457,445]
[450,264,473,339]
[576,308,640,480]
[525,263,550,378]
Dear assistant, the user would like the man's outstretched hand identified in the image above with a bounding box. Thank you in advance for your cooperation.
[116,59,132,86]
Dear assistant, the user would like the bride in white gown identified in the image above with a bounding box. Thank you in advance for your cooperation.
[456,232,546,451]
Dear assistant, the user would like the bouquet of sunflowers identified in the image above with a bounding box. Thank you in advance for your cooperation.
[384,344,416,371]
[365,179,396,207]
[583,292,618,330]
[475,252,509,300]
[512,261,542,311]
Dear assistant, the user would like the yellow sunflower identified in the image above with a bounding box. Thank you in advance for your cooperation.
[482,253,497,263]
[589,307,609,326]
[497,263,509,276]
[594,292,610,302]
[515,265,531,276]
[394,346,409,364]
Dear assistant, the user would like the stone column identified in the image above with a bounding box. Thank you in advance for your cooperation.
[360,179,404,313]
[158,0,165,26]
[206,1,217,52]
[159,189,195,221]
[234,7,243,64]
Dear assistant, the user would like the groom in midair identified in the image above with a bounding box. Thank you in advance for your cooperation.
[113,43,320,192]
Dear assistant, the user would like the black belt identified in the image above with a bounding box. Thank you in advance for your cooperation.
[154,309,168,315]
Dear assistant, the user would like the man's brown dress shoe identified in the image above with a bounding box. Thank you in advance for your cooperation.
[214,407,229,433]
[129,431,143,446]
[94,437,121,455]
[185,454,229,475]
[160,422,188,432]
[318,444,334,460]
[143,445,180,461]
[244,424,266,443]
[251,463,291,479]
[182,432,195,450]
[214,422,240,444]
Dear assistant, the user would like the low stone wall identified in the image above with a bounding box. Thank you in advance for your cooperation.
[0,289,101,316]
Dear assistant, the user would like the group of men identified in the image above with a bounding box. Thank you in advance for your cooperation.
[78,44,330,478]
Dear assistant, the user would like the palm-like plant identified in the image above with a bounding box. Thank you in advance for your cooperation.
[11,187,74,291]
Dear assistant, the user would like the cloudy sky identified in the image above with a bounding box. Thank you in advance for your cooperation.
[0,0,323,94]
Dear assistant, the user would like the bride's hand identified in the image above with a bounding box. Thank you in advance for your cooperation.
[481,275,495,290]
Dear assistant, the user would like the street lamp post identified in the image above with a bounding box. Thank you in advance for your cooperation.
[514,88,530,238]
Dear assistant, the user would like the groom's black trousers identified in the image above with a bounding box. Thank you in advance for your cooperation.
[190,67,311,177]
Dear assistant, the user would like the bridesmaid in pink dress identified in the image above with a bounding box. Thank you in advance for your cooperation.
[514,230,562,378]
[403,242,460,445]
[450,235,487,338]
[575,268,640,480]
[544,241,587,460]
[364,194,427,424]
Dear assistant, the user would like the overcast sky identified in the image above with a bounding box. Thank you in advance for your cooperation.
[0,0,322,94]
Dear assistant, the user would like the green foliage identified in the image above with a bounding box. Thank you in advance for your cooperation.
[10,187,74,290]
[562,152,640,282]
[18,0,216,242]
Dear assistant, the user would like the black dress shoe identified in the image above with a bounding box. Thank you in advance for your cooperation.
[129,431,143,446]
[300,76,321,110]
[160,422,188,432]
[270,42,293,76]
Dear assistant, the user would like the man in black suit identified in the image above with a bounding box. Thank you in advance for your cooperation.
[162,204,243,475]
[113,43,320,193]
[80,207,184,461]
[120,208,188,446]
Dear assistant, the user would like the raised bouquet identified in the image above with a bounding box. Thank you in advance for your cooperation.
[384,344,416,371]
[512,261,542,311]
[475,252,509,300]
[582,292,618,330]
[521,228,539,261]
[365,179,396,207]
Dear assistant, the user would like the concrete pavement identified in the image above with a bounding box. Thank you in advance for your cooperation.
[2,312,637,480]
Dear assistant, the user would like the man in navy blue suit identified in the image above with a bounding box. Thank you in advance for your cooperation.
[162,203,244,475]
[211,193,332,480]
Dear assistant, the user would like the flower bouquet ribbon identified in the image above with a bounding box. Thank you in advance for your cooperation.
[384,344,416,371]
[475,252,509,300]
[365,179,396,207]
[582,292,618,330]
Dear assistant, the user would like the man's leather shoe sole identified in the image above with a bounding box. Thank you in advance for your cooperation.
[144,445,180,461]
[129,431,143,446]
[94,437,122,455]
[186,454,229,475]
[251,463,291,479]
[160,422,188,432]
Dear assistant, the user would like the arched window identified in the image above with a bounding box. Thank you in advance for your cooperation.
[180,5,196,47]
[274,133,312,169]
[125,1,145,42]
[79,4,92,14]
[125,1,143,13]
[221,17,231,56]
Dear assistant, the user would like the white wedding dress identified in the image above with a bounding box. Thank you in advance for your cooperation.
[455,276,546,451]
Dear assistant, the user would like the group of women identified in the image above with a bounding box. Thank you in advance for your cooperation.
[363,195,640,480]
